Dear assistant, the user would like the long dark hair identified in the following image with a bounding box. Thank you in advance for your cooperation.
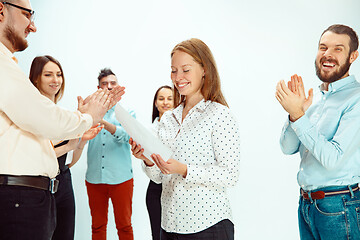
[152,85,173,122]
[29,55,65,103]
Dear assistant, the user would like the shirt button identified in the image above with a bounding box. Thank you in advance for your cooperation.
[102,156,104,158]
[300,168,304,171]
[102,143,105,146]
[102,167,104,169]
[15,203,19,207]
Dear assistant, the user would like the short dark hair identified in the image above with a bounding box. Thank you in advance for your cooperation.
[98,68,115,82]
[321,24,359,53]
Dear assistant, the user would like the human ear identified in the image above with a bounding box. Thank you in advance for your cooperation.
[349,50,359,64]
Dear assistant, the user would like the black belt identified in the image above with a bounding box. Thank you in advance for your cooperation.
[0,175,59,194]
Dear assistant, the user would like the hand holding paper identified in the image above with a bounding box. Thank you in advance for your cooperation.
[115,104,173,162]
[151,154,187,177]
[129,138,187,177]
[129,138,154,166]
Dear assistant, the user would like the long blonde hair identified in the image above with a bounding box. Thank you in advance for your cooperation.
[171,38,228,107]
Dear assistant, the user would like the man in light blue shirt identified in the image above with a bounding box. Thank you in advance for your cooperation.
[86,68,135,240]
[276,24,360,239]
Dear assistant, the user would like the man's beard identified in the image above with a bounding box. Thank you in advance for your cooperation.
[4,25,28,52]
[315,55,351,83]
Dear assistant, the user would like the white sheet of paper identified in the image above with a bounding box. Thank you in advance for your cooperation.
[115,104,173,162]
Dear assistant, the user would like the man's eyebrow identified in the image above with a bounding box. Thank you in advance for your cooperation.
[319,43,345,48]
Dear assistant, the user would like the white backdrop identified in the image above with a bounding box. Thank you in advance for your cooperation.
[17,0,360,239]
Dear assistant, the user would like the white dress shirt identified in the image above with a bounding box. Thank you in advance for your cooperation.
[152,117,160,133]
[144,99,240,233]
[0,42,93,178]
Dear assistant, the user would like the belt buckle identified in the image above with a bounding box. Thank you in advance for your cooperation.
[49,178,59,194]
[312,191,325,199]
[301,189,325,200]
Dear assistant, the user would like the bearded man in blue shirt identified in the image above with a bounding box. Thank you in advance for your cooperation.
[85,68,135,240]
[276,24,360,239]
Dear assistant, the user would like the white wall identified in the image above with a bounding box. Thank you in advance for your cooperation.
[17,0,360,239]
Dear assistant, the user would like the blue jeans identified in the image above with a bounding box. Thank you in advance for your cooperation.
[298,184,360,240]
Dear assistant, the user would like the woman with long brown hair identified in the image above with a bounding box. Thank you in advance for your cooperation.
[29,55,102,240]
[147,85,174,240]
[130,39,240,239]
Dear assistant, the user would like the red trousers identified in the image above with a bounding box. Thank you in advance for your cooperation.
[86,179,134,240]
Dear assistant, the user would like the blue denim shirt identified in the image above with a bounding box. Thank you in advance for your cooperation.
[86,105,136,184]
[280,75,360,191]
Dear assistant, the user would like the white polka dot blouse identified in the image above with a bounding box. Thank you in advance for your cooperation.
[143,99,240,234]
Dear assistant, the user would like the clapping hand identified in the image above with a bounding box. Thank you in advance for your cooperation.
[287,74,313,112]
[275,74,313,121]
[82,86,125,110]
[77,86,125,125]
[82,123,104,141]
[108,85,125,109]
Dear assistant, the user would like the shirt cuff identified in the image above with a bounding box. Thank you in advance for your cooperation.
[290,114,313,137]
[185,165,205,183]
[112,126,129,141]
[142,160,155,170]
[81,112,93,127]
[142,160,161,183]
[113,126,122,138]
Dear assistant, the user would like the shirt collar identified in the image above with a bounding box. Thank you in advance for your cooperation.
[319,75,356,93]
[172,98,210,124]
[0,41,17,64]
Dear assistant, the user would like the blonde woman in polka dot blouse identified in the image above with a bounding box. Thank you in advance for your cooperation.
[130,38,240,240]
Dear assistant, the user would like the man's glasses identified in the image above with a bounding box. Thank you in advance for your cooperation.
[2,2,35,22]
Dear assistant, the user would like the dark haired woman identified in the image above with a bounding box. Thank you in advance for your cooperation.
[147,85,173,240]
[29,55,102,240]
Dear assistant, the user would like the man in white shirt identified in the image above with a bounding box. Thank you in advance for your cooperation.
[0,1,124,239]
